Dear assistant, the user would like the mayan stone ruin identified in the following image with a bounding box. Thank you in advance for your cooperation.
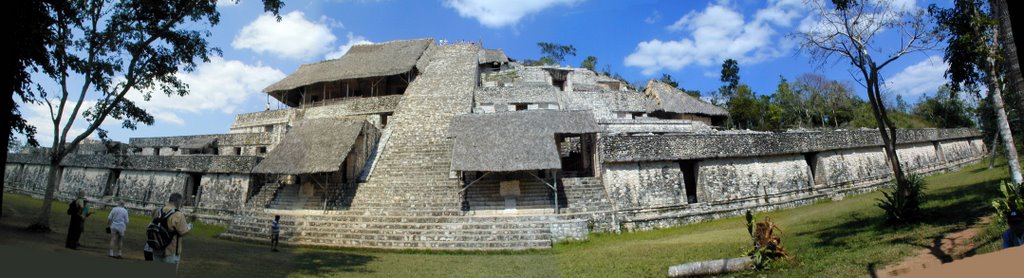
[4,39,987,250]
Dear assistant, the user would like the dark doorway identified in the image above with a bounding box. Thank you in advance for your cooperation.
[679,160,699,204]
[185,173,202,206]
[803,153,818,187]
[104,169,121,196]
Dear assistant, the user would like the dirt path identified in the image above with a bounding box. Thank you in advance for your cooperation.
[876,216,993,277]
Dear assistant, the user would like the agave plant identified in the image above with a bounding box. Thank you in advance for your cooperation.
[877,174,927,225]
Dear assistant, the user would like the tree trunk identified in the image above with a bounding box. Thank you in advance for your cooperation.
[864,67,907,186]
[989,0,1023,184]
[990,134,1000,169]
[988,76,1023,183]
[0,97,11,219]
[29,160,63,231]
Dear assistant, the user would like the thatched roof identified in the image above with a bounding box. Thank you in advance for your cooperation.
[479,49,509,64]
[644,80,728,117]
[263,38,433,94]
[180,137,217,150]
[449,110,600,172]
[252,118,366,174]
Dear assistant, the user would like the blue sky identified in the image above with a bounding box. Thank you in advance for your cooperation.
[21,0,954,146]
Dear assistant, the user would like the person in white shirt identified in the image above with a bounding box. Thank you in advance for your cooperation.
[107,200,130,258]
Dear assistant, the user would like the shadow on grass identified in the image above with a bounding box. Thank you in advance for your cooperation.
[798,177,1002,250]
[289,250,377,275]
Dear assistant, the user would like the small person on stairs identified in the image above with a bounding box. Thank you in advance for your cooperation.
[271,215,281,252]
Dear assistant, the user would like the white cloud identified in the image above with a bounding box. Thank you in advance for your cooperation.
[232,11,336,60]
[217,0,240,7]
[444,0,582,28]
[325,32,373,60]
[625,0,806,75]
[644,10,662,24]
[128,57,285,125]
[23,99,97,147]
[884,55,948,97]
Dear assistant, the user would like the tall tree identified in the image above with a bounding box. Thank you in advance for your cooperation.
[796,0,939,187]
[913,86,976,128]
[931,0,1023,184]
[720,59,740,97]
[580,55,597,71]
[536,42,576,65]
[24,0,282,231]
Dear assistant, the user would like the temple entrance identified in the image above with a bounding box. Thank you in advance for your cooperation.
[460,171,565,214]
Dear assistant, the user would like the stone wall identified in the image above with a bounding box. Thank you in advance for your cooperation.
[602,136,985,231]
[603,161,687,209]
[303,95,401,118]
[697,154,811,203]
[896,142,940,170]
[940,139,986,163]
[196,173,251,212]
[603,128,980,162]
[4,163,50,195]
[114,170,187,205]
[813,146,890,187]
[57,167,112,199]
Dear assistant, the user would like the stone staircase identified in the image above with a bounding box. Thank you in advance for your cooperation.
[562,177,614,213]
[246,182,282,209]
[269,185,326,210]
[220,210,579,250]
[349,44,480,211]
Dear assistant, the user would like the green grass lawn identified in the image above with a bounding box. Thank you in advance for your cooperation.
[0,159,1013,277]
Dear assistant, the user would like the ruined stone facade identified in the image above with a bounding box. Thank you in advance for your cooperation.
[5,39,986,250]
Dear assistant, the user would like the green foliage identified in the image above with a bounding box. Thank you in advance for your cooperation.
[992,180,1024,224]
[536,42,576,65]
[851,102,935,129]
[659,74,679,89]
[912,85,976,128]
[929,0,998,93]
[877,174,927,225]
[580,55,597,71]
[720,58,740,97]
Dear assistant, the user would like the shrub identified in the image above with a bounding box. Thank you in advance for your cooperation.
[992,180,1024,224]
[745,211,790,269]
[877,174,927,225]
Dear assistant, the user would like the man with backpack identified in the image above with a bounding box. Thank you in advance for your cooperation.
[148,193,191,265]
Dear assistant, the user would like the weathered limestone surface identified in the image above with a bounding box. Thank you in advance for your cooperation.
[940,139,985,163]
[303,95,401,118]
[4,164,50,194]
[114,170,187,205]
[603,128,980,162]
[604,162,686,209]
[896,142,939,170]
[58,167,112,199]
[697,155,811,203]
[815,147,890,186]
[197,174,250,211]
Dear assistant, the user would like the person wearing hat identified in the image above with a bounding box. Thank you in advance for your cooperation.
[107,199,129,258]
[1002,210,1024,249]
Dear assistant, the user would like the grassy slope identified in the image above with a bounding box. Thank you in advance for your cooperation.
[0,160,1012,277]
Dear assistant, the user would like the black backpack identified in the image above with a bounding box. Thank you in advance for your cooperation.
[146,208,178,250]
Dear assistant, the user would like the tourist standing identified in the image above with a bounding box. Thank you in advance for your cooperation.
[65,190,91,249]
[107,200,129,258]
[153,193,191,265]
[1002,210,1024,248]
[271,215,281,252]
